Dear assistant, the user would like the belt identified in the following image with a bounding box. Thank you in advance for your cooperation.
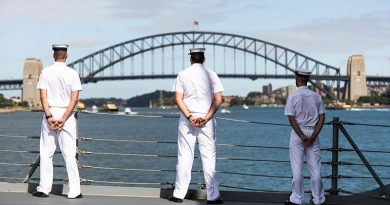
[299,125,315,130]
[49,106,68,108]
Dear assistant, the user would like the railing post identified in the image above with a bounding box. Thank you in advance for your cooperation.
[330,117,339,195]
[23,157,40,183]
[338,123,389,196]
[75,111,79,161]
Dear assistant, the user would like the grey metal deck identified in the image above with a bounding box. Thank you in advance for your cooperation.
[0,192,285,205]
[0,182,283,205]
[1,182,390,205]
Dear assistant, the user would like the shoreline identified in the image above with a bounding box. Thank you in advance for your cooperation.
[0,108,16,113]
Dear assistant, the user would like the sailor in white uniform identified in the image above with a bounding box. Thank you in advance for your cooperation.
[168,48,224,204]
[284,68,326,205]
[33,44,83,199]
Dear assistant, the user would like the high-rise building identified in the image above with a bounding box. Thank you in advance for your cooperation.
[286,85,297,97]
[262,83,272,95]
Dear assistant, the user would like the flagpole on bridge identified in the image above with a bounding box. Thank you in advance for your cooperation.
[192,20,199,31]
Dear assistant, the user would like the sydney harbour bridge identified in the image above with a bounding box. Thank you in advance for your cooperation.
[1,31,389,100]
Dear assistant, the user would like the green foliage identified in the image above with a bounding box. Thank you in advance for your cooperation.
[0,93,14,108]
[229,97,244,106]
[18,101,29,107]
[126,90,175,107]
[357,96,390,105]
[322,98,333,105]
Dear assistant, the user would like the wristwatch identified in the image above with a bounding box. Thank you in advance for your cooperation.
[186,115,192,120]
[45,114,53,119]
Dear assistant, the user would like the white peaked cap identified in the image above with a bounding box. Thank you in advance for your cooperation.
[188,48,206,55]
[295,67,311,76]
[52,44,69,51]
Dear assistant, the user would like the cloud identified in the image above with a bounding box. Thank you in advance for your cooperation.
[0,0,113,20]
[128,0,267,35]
[259,12,390,54]
[0,0,262,35]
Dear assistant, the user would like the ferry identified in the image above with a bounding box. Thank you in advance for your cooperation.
[100,102,119,112]
[77,101,86,110]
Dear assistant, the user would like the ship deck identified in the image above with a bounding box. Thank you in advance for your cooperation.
[1,182,389,205]
[0,192,277,205]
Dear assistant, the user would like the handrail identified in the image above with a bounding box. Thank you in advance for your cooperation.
[340,121,390,128]
[330,117,389,197]
[338,122,388,195]
[1,111,389,199]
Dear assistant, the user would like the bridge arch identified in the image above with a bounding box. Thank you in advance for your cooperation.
[69,31,339,78]
[3,32,390,100]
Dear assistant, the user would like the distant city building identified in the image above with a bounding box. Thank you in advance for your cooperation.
[286,85,297,97]
[262,83,272,95]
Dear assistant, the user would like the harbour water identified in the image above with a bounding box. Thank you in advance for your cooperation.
[0,107,389,195]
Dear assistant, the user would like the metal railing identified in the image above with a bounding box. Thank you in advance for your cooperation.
[0,111,389,201]
[329,117,390,197]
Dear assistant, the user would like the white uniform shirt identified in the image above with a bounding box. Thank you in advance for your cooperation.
[284,86,326,126]
[173,63,224,114]
[37,62,82,107]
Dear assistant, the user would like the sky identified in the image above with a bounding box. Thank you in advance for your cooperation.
[1,0,389,99]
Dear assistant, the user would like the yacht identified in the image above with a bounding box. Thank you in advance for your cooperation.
[91,105,98,113]
[124,107,138,115]
[220,108,231,114]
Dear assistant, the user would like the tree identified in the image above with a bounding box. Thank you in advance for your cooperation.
[230,97,244,106]
[18,101,29,107]
[0,93,13,108]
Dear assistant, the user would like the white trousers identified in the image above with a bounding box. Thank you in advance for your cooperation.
[36,107,81,198]
[173,114,221,200]
[289,129,325,205]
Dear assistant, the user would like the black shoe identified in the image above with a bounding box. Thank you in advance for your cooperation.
[68,194,83,199]
[168,195,183,203]
[284,200,299,205]
[207,197,223,204]
[32,191,49,198]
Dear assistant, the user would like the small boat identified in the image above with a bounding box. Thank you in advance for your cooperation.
[100,103,118,112]
[220,108,231,114]
[243,104,249,109]
[91,105,98,113]
[124,107,138,115]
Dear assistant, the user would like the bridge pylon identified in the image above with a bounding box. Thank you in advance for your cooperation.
[22,58,42,109]
[345,55,368,102]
